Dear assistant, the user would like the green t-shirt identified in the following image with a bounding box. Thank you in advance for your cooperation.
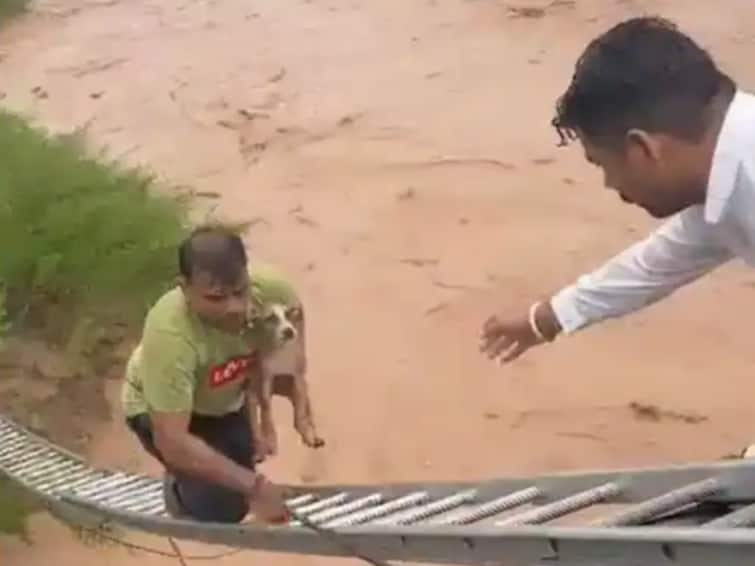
[121,262,299,418]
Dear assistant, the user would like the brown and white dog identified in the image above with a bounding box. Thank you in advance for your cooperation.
[247,300,324,462]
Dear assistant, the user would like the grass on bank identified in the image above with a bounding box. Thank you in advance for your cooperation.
[0,108,193,535]
[0,0,33,540]
[0,110,192,344]
[0,476,36,542]
[0,0,29,23]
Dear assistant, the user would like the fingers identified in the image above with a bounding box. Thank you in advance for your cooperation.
[499,340,527,364]
[481,333,515,359]
[486,339,527,365]
[480,315,503,340]
[479,311,540,366]
[479,318,507,354]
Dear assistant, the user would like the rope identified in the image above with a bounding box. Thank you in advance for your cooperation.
[67,504,392,566]
[76,525,244,561]
[168,537,189,566]
[287,508,394,566]
[69,507,389,566]
[78,516,388,566]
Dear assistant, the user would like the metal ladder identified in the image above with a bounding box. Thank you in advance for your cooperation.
[5,414,755,566]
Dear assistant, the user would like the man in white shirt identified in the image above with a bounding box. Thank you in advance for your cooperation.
[480,17,755,451]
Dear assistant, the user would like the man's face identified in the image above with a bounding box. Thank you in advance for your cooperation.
[579,130,695,219]
[180,269,250,334]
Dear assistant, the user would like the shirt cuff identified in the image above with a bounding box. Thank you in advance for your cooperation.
[549,285,589,334]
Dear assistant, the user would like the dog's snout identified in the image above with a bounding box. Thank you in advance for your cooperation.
[282,327,295,340]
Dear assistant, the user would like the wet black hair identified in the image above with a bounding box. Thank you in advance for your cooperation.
[552,16,735,147]
[177,224,248,285]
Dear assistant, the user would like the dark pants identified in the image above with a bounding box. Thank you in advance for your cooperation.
[125,407,255,523]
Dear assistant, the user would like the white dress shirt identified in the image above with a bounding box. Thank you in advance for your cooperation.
[550,89,755,334]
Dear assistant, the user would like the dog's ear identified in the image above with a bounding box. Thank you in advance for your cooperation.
[286,305,303,322]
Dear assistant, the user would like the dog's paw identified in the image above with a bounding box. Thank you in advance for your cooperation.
[253,429,278,461]
[261,436,278,457]
[253,435,270,461]
[301,431,325,449]
[260,419,279,456]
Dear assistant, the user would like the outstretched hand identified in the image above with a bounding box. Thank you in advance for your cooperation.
[479,302,561,364]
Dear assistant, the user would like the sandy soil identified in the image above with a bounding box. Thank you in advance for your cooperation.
[3,0,755,564]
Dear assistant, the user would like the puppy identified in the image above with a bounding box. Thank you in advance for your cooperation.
[247,301,324,462]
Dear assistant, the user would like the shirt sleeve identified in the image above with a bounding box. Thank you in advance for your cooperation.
[550,206,734,334]
[139,322,198,414]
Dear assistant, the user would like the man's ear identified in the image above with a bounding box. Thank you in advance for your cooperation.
[625,129,662,163]
[177,275,189,291]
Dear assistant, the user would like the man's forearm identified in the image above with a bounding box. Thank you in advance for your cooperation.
[548,208,732,334]
[161,433,257,495]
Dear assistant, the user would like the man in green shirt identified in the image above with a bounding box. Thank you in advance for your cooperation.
[121,225,298,524]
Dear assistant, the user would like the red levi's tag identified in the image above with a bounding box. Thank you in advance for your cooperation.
[209,353,257,388]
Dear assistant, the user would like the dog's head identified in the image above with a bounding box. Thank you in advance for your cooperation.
[248,301,302,346]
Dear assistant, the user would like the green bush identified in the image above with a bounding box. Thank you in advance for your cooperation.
[0,110,191,341]
[0,285,9,346]
[0,476,35,541]
[0,0,28,22]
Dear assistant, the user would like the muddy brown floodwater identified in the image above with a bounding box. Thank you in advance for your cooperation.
[3,0,755,564]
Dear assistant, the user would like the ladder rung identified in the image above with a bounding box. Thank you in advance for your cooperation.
[134,499,167,516]
[44,471,108,494]
[0,444,53,467]
[0,430,27,444]
[375,489,478,526]
[706,503,755,528]
[0,432,22,446]
[91,481,163,507]
[287,493,316,508]
[431,487,541,525]
[0,440,45,461]
[36,469,100,493]
[122,491,166,514]
[295,492,351,515]
[593,478,722,527]
[303,493,384,525]
[70,473,135,497]
[16,460,82,482]
[84,475,157,501]
[496,482,622,526]
[323,491,429,528]
[3,446,58,468]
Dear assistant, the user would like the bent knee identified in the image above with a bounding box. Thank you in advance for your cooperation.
[189,498,248,523]
[177,485,249,523]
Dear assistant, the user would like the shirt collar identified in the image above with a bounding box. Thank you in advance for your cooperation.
[704,89,755,223]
